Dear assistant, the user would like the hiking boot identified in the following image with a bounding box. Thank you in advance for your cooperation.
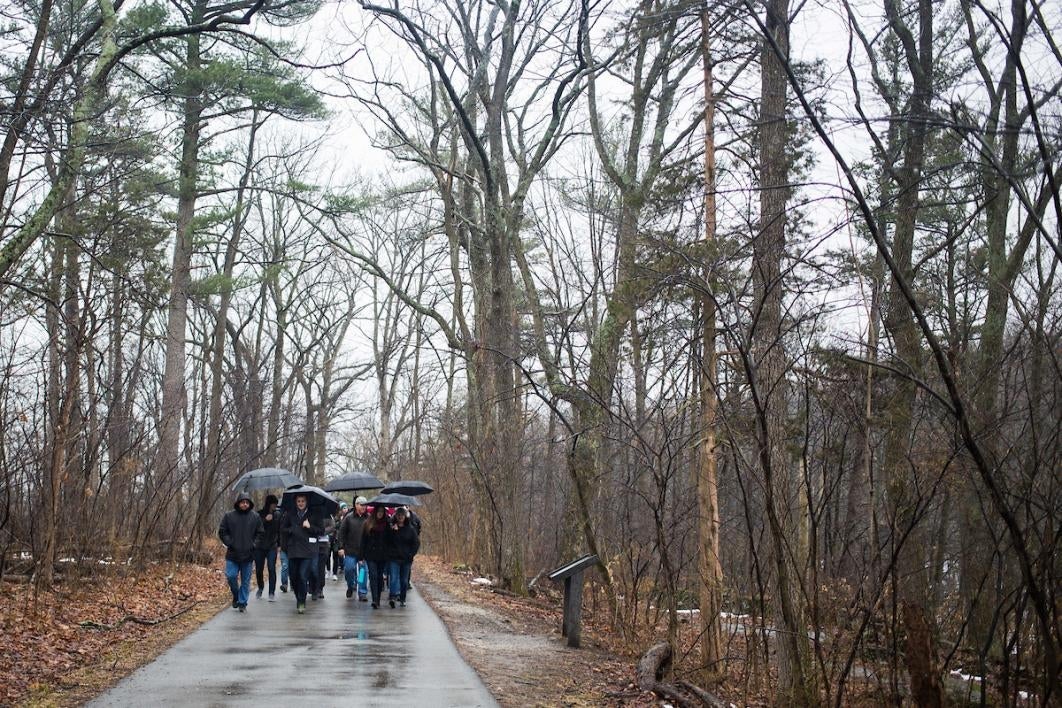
[232,600,239,609]
[280,584,288,593]
[256,588,263,599]
[346,587,354,598]
[297,604,305,614]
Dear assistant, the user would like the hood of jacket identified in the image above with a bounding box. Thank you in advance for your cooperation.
[233,492,255,510]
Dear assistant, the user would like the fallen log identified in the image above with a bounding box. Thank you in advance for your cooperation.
[636,641,727,708]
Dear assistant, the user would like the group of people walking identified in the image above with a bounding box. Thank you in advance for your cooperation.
[218,492,421,614]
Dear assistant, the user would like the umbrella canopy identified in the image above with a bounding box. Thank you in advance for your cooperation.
[381,480,434,496]
[280,484,341,514]
[232,467,303,492]
[323,471,385,493]
[366,492,421,508]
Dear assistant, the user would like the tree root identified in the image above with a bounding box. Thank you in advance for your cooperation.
[78,601,200,630]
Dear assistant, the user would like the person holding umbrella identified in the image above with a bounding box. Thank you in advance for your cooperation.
[388,507,420,607]
[253,494,281,600]
[280,493,325,614]
[360,505,393,609]
[218,492,264,613]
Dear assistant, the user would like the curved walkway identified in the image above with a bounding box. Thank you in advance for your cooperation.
[88,579,498,707]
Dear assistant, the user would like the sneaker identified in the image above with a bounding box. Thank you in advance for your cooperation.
[231,600,239,609]
[359,596,368,602]
[280,584,288,593]
[238,605,246,613]
[256,588,263,599]
[371,603,378,609]
[331,574,338,581]
[389,599,395,608]
[297,604,305,614]
[346,588,354,598]
[310,593,317,601]
[400,601,406,607]
[268,594,276,602]
[318,592,325,600]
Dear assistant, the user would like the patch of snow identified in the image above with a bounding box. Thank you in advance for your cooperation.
[720,611,751,620]
[471,577,493,586]
[676,609,699,617]
[1018,690,1029,701]
[949,668,983,683]
[58,557,77,563]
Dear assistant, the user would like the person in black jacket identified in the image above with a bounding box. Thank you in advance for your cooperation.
[280,494,325,614]
[360,506,392,609]
[218,492,264,613]
[387,507,420,608]
[253,494,281,601]
[338,497,369,600]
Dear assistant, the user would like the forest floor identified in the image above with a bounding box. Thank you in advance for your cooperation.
[414,556,659,707]
[0,551,229,707]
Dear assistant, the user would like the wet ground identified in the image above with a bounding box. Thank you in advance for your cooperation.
[87,577,498,707]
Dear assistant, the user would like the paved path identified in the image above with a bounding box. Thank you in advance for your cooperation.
[88,578,498,707]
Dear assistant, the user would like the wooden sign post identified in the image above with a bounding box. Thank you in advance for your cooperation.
[547,554,599,648]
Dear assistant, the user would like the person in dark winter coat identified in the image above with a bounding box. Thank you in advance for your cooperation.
[312,513,335,600]
[360,506,393,609]
[253,494,281,600]
[338,496,369,600]
[280,494,325,614]
[387,507,420,607]
[218,492,264,612]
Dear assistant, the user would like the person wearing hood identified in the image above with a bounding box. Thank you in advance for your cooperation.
[253,494,281,600]
[218,492,264,612]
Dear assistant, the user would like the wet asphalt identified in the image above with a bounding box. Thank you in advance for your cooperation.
[87,576,499,707]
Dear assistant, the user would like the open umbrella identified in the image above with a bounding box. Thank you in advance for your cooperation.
[323,470,385,493]
[366,492,421,508]
[381,480,434,496]
[280,484,341,514]
[232,467,303,493]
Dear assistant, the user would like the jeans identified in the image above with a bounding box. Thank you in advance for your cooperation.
[225,559,253,606]
[280,550,289,587]
[254,547,277,594]
[367,560,386,605]
[287,556,315,604]
[343,555,368,597]
[386,560,409,602]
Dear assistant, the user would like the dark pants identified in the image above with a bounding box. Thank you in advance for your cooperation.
[331,549,342,575]
[288,556,315,604]
[315,553,328,594]
[254,547,277,594]
[367,560,386,605]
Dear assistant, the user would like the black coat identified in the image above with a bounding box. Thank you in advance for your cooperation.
[218,493,264,563]
[318,515,335,555]
[360,520,392,563]
[255,506,281,550]
[389,521,420,563]
[338,512,367,556]
[281,507,326,559]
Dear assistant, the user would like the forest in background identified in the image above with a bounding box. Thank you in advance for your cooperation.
[0,0,1059,704]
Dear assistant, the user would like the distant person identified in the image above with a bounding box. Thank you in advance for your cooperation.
[338,496,369,600]
[254,494,281,600]
[218,492,264,613]
[360,505,392,609]
[388,507,420,608]
[280,493,324,614]
[331,503,348,581]
[277,504,289,594]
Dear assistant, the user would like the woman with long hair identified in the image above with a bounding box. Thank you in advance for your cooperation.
[360,505,392,609]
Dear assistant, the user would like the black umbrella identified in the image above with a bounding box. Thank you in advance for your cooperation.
[366,492,421,508]
[381,480,434,496]
[280,484,341,514]
[323,470,385,493]
[232,467,304,493]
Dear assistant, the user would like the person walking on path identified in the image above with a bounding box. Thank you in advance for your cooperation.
[254,494,281,600]
[277,504,289,594]
[388,507,420,608]
[313,512,335,600]
[331,503,346,580]
[360,506,392,609]
[337,496,369,600]
[218,492,264,613]
[280,493,324,614]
